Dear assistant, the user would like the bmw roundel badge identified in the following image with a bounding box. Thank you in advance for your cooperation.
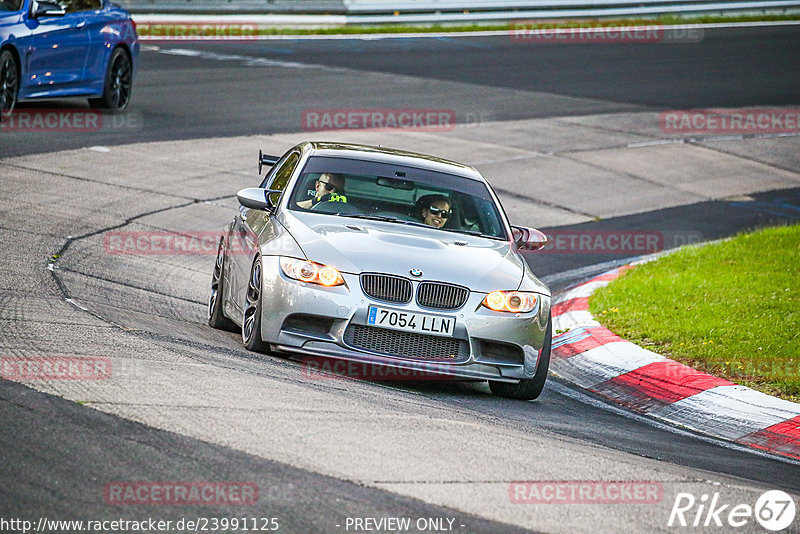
[410,268,423,277]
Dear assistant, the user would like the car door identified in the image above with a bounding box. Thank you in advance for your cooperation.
[80,0,116,87]
[26,0,94,93]
[229,150,302,318]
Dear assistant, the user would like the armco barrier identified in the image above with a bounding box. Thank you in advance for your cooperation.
[119,0,800,18]
[119,0,345,13]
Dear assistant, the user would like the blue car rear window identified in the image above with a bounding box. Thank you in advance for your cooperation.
[0,0,22,11]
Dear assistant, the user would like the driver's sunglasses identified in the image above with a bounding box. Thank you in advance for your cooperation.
[317,179,335,191]
[428,206,451,218]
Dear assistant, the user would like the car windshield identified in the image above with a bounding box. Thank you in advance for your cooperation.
[0,0,22,11]
[288,156,508,240]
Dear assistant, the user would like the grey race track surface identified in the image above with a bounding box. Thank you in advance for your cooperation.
[1,25,798,158]
[2,25,800,533]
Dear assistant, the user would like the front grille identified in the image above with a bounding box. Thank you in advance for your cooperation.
[344,325,469,362]
[417,281,469,310]
[360,273,412,304]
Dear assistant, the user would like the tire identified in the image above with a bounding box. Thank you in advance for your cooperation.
[242,256,270,353]
[0,49,18,118]
[208,238,237,331]
[89,47,132,111]
[489,314,552,400]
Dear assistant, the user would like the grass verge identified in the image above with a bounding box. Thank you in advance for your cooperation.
[589,224,800,402]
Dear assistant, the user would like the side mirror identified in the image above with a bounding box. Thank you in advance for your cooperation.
[237,188,281,211]
[32,1,66,17]
[511,226,547,251]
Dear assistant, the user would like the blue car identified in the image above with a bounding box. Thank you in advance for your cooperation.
[1,0,139,115]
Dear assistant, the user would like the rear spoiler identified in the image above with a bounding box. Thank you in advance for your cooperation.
[258,150,280,175]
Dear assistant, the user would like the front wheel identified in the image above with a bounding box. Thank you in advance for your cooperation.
[489,315,552,400]
[89,47,132,111]
[0,50,19,118]
[242,256,270,353]
[208,238,237,331]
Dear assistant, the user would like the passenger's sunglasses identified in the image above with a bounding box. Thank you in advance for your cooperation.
[317,179,335,191]
[428,206,451,218]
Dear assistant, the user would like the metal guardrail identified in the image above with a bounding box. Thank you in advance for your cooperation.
[118,0,800,17]
[118,1,346,13]
[116,1,340,13]
[346,0,797,10]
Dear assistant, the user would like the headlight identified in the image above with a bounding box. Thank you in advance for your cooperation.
[482,291,538,313]
[280,257,344,287]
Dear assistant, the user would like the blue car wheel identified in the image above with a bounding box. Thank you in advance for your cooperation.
[0,49,18,116]
[89,47,132,111]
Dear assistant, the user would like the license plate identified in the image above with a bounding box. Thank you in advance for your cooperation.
[367,306,455,337]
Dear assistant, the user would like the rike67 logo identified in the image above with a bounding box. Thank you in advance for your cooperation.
[668,490,796,531]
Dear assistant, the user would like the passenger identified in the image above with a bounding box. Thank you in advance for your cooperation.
[415,194,451,228]
[297,173,346,209]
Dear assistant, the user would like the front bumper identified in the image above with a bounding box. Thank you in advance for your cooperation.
[258,256,551,382]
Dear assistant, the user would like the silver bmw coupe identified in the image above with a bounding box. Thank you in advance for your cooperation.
[208,142,552,399]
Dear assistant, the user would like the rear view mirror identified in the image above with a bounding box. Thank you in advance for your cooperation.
[377,177,414,190]
[511,226,547,251]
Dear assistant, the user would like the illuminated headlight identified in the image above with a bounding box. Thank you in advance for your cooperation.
[482,291,538,313]
[280,257,344,287]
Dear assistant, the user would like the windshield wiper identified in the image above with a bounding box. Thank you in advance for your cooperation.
[441,227,482,236]
[337,213,431,229]
[338,214,505,238]
[440,227,505,240]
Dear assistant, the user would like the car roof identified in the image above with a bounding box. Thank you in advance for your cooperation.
[302,142,484,182]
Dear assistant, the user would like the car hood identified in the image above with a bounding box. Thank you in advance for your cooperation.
[282,212,536,293]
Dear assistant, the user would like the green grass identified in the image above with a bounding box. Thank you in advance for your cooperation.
[589,224,800,402]
[135,13,800,37]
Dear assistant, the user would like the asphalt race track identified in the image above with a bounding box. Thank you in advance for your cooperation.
[2,24,800,533]
[2,25,799,158]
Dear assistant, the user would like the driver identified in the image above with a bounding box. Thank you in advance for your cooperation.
[415,194,451,228]
[297,173,346,209]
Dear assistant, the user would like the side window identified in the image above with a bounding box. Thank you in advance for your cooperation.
[268,151,300,192]
[1,0,23,12]
[265,151,300,205]
[53,0,101,13]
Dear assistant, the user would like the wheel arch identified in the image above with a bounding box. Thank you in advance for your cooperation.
[109,42,133,68]
[1,43,22,78]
